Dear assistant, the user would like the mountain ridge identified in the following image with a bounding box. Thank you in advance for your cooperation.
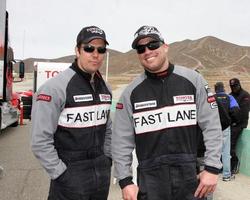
[14,36,250,91]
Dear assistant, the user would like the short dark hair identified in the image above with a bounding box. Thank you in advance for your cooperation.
[214,82,225,93]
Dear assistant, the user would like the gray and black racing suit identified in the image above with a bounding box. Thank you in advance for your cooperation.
[31,62,112,200]
[112,63,222,200]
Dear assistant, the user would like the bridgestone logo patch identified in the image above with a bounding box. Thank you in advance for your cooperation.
[73,94,93,102]
[133,104,196,134]
[134,100,157,110]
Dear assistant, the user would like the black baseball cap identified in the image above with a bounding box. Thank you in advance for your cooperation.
[132,25,165,49]
[76,26,109,46]
[229,78,240,86]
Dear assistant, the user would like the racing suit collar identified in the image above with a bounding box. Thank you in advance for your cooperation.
[145,63,174,79]
[70,61,101,82]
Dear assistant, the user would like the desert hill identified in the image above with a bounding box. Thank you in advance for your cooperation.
[14,36,250,91]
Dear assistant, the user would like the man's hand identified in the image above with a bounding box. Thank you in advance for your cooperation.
[194,170,219,198]
[122,184,139,200]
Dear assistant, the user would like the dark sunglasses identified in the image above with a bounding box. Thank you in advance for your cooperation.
[135,41,163,54]
[230,84,240,88]
[83,45,107,54]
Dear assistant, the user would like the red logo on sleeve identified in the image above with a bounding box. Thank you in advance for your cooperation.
[207,96,216,103]
[37,94,52,102]
[116,103,123,109]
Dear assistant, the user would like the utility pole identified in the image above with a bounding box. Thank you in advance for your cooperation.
[105,51,109,82]
[22,30,25,59]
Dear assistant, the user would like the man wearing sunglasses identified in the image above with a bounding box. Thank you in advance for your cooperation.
[112,25,222,200]
[31,26,112,200]
[229,78,250,175]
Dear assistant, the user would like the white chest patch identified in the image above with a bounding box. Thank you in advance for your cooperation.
[99,94,111,102]
[173,95,194,104]
[134,100,157,110]
[73,94,93,102]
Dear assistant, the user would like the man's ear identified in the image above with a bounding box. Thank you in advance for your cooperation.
[163,43,169,53]
[75,46,80,58]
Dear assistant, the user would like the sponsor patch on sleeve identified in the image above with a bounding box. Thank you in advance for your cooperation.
[207,95,216,103]
[207,95,217,109]
[116,103,123,109]
[210,101,218,109]
[37,94,52,102]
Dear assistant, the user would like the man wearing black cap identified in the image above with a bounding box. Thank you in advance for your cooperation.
[214,82,240,181]
[229,78,250,174]
[31,26,112,200]
[112,25,223,200]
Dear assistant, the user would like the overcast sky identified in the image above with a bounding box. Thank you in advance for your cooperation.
[6,0,250,59]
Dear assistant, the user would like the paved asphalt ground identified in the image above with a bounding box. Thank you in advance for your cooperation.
[0,120,250,200]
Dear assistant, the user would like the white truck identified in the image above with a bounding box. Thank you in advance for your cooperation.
[33,61,70,92]
[22,61,70,119]
[0,0,25,130]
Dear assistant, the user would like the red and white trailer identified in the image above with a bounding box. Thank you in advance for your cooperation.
[0,0,24,130]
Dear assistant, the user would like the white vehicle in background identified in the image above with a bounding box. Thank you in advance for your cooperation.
[21,62,70,119]
[33,62,70,92]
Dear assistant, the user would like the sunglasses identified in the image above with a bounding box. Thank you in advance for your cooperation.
[82,45,107,54]
[230,84,240,88]
[135,41,163,54]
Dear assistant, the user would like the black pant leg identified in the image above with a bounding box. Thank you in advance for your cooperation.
[230,126,243,172]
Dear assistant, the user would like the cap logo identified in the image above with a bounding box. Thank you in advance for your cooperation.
[135,26,162,38]
[132,25,164,48]
[87,27,103,35]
